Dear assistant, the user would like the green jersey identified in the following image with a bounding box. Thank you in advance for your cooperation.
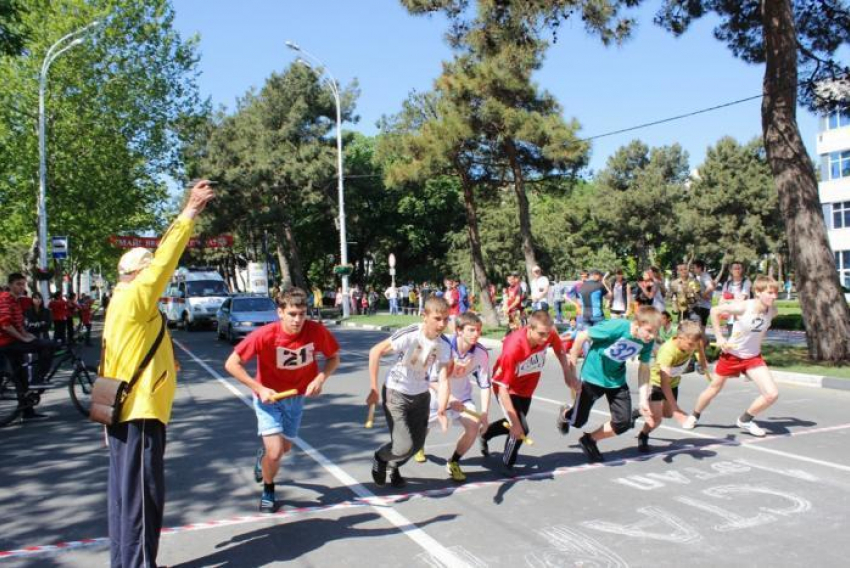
[581,319,654,388]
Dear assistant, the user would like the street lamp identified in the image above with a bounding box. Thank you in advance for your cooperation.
[286,40,351,318]
[37,20,100,299]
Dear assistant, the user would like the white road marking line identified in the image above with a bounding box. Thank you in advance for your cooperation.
[531,394,850,473]
[174,340,470,568]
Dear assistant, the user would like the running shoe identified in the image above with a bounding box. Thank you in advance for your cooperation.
[637,433,650,453]
[446,460,466,482]
[737,418,766,437]
[556,404,571,435]
[682,415,698,430]
[389,468,407,488]
[579,433,605,463]
[479,435,490,457]
[414,448,426,463]
[253,447,264,483]
[259,490,276,513]
[371,453,388,486]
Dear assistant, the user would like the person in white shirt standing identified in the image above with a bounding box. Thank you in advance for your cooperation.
[530,265,550,312]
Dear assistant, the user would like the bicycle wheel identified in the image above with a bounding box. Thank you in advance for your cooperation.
[69,364,97,418]
[0,372,22,427]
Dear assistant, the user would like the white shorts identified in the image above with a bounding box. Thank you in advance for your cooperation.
[428,394,476,427]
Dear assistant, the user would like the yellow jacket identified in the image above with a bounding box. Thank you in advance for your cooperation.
[102,216,194,424]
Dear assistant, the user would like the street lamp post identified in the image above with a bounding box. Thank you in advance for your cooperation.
[37,21,99,299]
[285,41,351,318]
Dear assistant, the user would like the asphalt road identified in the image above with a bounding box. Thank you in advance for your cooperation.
[1,324,849,567]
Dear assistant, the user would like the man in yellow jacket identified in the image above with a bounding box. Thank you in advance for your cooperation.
[102,180,214,568]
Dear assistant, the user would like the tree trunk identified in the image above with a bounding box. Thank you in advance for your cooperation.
[504,140,538,282]
[275,234,293,289]
[761,0,850,361]
[777,252,785,284]
[458,170,499,326]
[282,221,306,289]
[716,260,727,284]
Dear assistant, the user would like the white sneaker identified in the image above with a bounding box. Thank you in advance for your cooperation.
[682,415,698,430]
[737,418,766,437]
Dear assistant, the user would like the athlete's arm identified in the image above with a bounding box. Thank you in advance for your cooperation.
[367,338,393,405]
[696,341,712,383]
[555,348,579,393]
[659,368,684,417]
[304,352,340,397]
[496,385,524,440]
[637,362,651,413]
[435,363,450,431]
[710,301,747,349]
[569,331,589,366]
[479,385,491,428]
[225,352,276,403]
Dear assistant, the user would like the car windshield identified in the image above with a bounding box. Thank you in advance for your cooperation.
[232,298,276,312]
[186,280,229,297]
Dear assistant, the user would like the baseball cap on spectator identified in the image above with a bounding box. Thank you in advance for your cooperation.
[118,248,153,275]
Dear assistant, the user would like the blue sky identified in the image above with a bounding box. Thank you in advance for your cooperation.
[172,0,822,174]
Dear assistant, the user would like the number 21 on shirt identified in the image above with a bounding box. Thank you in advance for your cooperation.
[276,344,315,369]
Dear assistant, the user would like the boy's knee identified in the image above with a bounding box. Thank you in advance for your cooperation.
[612,419,632,435]
[764,390,779,405]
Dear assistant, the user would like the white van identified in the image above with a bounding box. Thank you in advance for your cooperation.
[160,268,230,330]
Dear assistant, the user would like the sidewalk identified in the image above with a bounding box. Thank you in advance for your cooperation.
[331,320,850,393]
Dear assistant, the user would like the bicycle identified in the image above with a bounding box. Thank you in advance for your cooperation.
[0,359,40,427]
[0,343,97,425]
[36,343,98,419]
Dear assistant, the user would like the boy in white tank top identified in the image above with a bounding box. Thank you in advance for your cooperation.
[683,276,780,437]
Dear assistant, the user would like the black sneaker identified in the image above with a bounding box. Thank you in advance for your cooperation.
[259,490,276,513]
[371,454,388,486]
[389,468,407,488]
[479,435,490,457]
[254,447,265,483]
[500,462,516,478]
[579,433,605,463]
[21,411,50,421]
[556,404,571,435]
[638,433,650,453]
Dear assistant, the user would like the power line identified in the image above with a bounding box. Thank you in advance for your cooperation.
[580,92,764,142]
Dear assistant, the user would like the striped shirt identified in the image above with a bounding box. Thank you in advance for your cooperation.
[0,292,25,347]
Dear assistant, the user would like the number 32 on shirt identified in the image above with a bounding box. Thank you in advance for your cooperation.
[276,344,315,370]
[603,338,641,363]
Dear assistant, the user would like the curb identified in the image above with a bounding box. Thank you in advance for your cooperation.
[329,323,849,392]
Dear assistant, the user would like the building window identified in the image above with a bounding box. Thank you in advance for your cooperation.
[833,201,850,229]
[836,250,850,289]
[829,151,850,180]
[827,108,850,130]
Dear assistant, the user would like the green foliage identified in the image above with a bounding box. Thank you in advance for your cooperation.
[678,137,784,268]
[0,0,206,277]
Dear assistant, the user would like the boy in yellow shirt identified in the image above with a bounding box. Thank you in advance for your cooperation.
[637,320,710,452]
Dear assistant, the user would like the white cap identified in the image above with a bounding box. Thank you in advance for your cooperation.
[118,247,153,275]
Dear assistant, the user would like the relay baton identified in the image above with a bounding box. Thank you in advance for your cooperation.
[461,408,482,421]
[365,403,376,429]
[271,389,299,401]
[502,421,534,445]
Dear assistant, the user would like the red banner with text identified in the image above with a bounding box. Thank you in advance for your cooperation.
[109,234,234,249]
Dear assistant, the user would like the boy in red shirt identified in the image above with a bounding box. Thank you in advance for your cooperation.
[225,287,341,513]
[78,294,94,346]
[49,292,69,344]
[503,272,523,332]
[481,310,579,474]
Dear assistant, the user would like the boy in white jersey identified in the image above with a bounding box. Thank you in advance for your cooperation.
[683,276,780,437]
[367,297,452,487]
[415,312,491,482]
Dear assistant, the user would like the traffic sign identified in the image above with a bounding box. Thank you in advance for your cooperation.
[51,236,68,260]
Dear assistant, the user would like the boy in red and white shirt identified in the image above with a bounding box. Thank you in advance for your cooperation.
[683,275,780,437]
[481,310,578,474]
[225,287,340,513]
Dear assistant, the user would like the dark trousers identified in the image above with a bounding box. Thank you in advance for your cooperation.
[483,394,532,467]
[108,419,167,568]
[573,382,633,435]
[376,386,430,468]
[53,319,68,344]
[0,338,55,387]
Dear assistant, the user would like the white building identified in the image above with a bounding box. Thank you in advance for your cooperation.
[817,106,850,288]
